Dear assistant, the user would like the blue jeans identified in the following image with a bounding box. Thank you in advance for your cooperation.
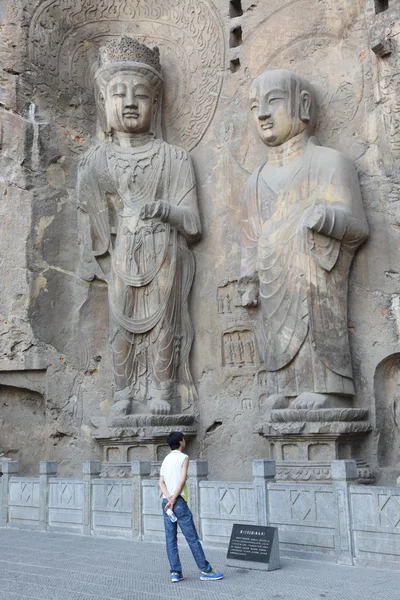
[162,496,211,574]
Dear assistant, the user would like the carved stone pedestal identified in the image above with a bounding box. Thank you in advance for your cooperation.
[256,409,373,483]
[91,414,197,477]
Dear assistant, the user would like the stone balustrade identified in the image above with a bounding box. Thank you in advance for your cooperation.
[1,459,399,570]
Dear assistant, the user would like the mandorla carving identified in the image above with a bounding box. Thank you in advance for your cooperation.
[28,0,224,151]
[374,21,400,158]
[77,38,201,419]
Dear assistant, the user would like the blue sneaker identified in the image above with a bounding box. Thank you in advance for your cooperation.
[171,572,183,583]
[200,569,224,581]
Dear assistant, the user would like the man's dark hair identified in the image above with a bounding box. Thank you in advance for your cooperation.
[168,431,184,450]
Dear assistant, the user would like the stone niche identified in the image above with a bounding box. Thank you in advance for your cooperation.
[0,0,399,482]
[375,353,400,484]
[0,384,45,474]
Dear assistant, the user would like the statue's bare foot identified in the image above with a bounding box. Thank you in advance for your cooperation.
[266,394,290,410]
[263,394,289,418]
[292,393,334,410]
[109,399,132,418]
[149,399,171,415]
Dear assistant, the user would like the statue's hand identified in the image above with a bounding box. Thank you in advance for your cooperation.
[241,290,258,308]
[140,200,170,222]
[238,275,259,308]
[302,204,325,232]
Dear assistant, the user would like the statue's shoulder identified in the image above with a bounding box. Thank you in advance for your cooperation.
[78,143,106,171]
[163,142,191,163]
[250,163,264,177]
[310,139,355,172]
[241,164,264,204]
[246,163,264,187]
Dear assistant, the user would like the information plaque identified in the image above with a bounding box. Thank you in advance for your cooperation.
[226,524,280,571]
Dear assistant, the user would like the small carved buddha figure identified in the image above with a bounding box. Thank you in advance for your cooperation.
[239,69,368,410]
[77,38,201,417]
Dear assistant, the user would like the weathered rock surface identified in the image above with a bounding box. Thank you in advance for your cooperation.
[0,0,399,482]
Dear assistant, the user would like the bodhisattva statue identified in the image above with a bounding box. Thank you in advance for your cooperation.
[77,38,201,419]
[239,70,369,411]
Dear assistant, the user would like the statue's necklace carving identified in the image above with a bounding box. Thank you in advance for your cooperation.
[107,140,165,210]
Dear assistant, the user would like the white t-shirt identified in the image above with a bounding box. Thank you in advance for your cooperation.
[160,450,188,500]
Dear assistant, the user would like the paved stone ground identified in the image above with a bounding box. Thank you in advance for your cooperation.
[0,529,399,600]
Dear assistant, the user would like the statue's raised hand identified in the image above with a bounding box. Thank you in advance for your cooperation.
[140,200,170,223]
[238,275,259,308]
[241,290,258,308]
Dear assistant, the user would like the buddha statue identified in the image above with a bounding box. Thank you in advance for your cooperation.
[239,69,369,411]
[77,38,201,419]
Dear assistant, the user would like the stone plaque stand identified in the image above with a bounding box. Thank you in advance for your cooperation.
[226,524,280,571]
[256,409,373,483]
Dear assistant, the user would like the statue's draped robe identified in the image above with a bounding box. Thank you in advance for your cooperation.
[77,140,201,409]
[241,138,368,398]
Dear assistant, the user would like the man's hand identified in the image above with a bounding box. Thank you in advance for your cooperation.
[140,200,170,222]
[165,495,177,511]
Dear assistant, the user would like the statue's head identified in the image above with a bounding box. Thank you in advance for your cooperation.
[94,37,163,137]
[249,69,317,147]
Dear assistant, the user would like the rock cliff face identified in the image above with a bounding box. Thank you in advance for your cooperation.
[0,0,399,483]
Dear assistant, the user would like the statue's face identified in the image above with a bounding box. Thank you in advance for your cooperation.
[250,76,299,147]
[105,71,155,134]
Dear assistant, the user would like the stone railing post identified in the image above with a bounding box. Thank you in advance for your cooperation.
[187,460,208,537]
[252,459,276,526]
[0,460,18,528]
[131,460,151,540]
[82,460,101,536]
[39,460,57,531]
[331,460,357,566]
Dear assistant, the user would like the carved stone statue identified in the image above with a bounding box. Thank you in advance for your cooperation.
[239,69,369,411]
[77,38,201,419]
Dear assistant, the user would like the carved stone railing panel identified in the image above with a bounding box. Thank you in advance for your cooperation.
[268,482,338,559]
[8,477,40,530]
[350,485,400,567]
[92,478,133,538]
[48,479,84,533]
[142,480,165,541]
[199,481,256,545]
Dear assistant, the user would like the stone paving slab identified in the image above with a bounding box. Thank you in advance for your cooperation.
[0,529,399,600]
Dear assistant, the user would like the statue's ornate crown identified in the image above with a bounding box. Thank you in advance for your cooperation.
[99,37,161,74]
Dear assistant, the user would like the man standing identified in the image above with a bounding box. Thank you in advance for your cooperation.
[159,431,224,582]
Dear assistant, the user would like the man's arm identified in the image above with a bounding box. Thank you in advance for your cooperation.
[158,476,171,501]
[164,457,189,511]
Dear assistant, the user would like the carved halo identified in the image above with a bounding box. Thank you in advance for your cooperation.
[27,0,225,151]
